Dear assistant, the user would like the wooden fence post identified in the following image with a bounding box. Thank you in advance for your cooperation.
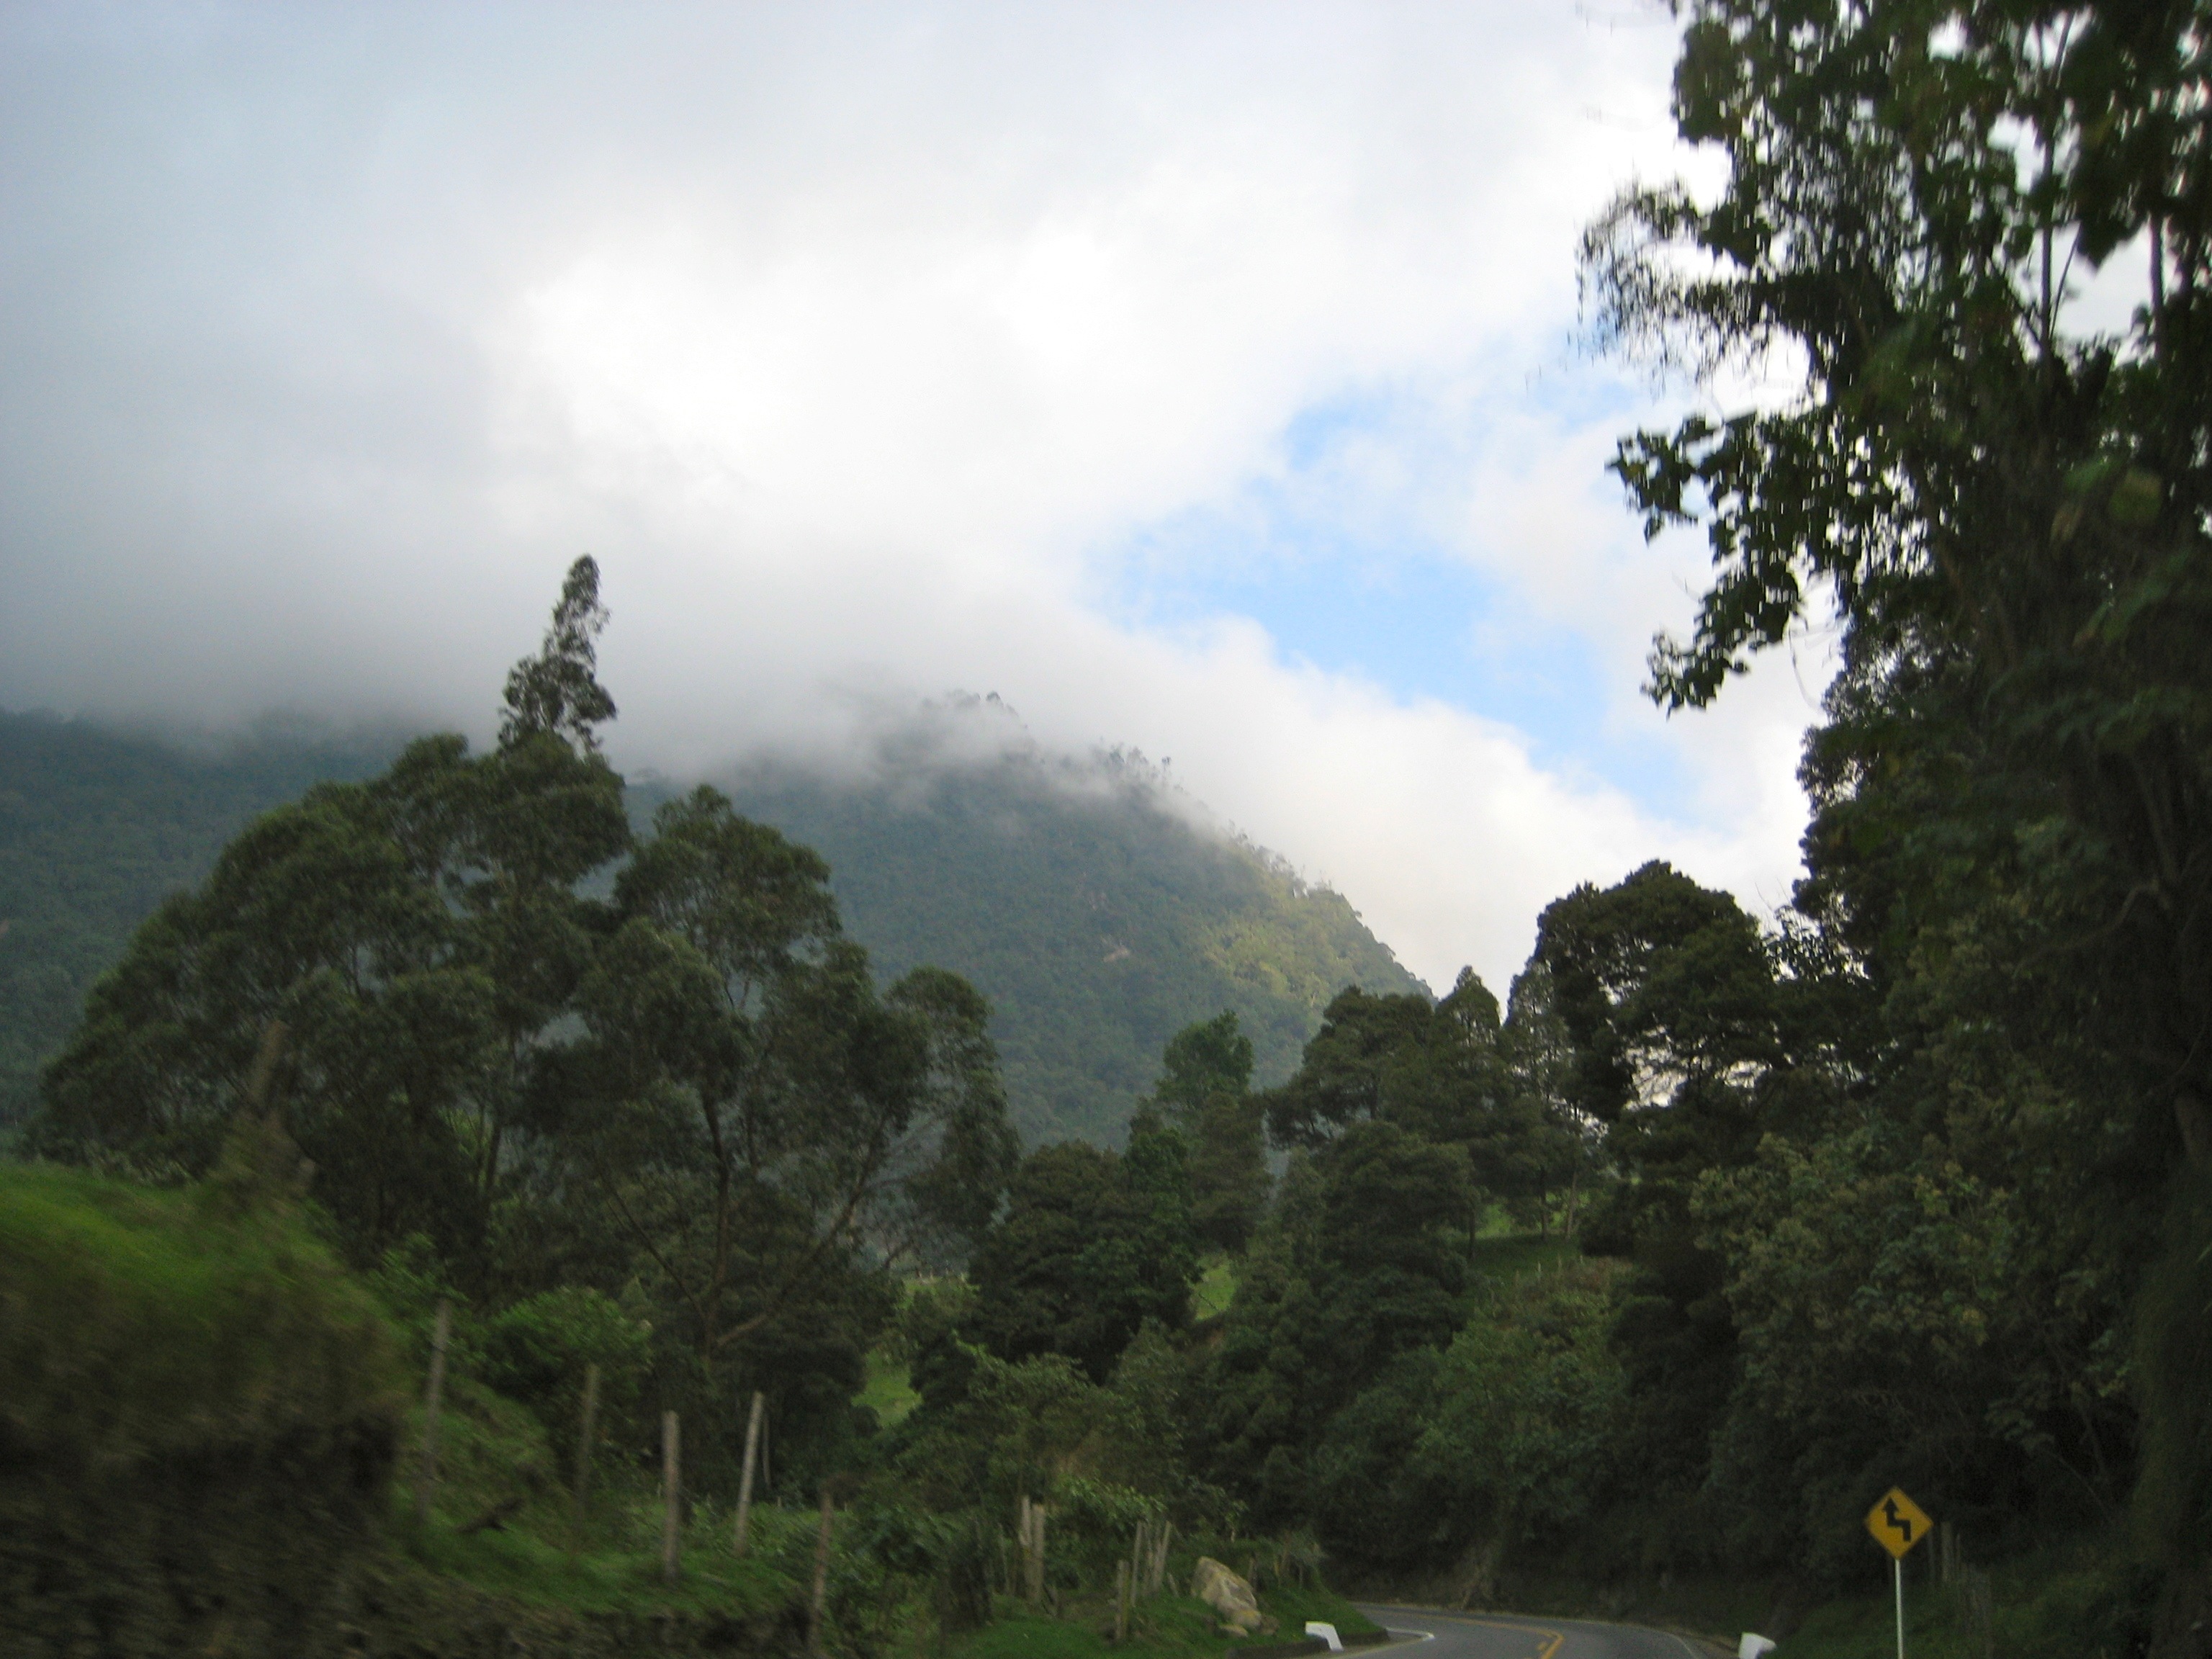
[661,1411,682,1585]
[1114,1558,1130,1642]
[1027,1503,1046,1606]
[413,1300,451,1528]
[570,1362,600,1557]
[733,1390,765,1555]
[809,1486,836,1655]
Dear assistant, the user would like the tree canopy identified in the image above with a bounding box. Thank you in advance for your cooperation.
[31,557,1020,1498]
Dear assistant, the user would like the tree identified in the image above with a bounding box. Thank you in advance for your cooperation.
[963,1115,1198,1383]
[1524,863,1796,1560]
[499,555,619,755]
[1586,2,2207,1631]
[35,567,633,1274]
[1149,1012,1269,1254]
[556,785,1017,1370]
[1201,1120,1474,1529]
[1304,1259,1627,1578]
[37,775,496,1260]
[1154,1010,1255,1117]
[1261,973,1555,1226]
[1261,989,1434,1151]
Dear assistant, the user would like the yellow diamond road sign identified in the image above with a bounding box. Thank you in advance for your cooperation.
[1866,1487,1932,1560]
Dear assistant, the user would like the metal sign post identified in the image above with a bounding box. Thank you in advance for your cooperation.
[1865,1487,1933,1659]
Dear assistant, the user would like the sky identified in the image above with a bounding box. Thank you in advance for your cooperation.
[0,1,1838,994]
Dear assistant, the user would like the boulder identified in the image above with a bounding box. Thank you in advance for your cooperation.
[1190,1557,1275,1635]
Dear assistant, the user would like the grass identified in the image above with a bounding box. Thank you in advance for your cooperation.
[392,1364,806,1622]
[1466,1233,1580,1282]
[863,1344,922,1428]
[1769,1549,2154,1659]
[0,1159,404,1459]
[1192,1255,1239,1321]
[402,1515,794,1619]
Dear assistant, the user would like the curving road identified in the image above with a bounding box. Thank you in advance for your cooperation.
[1354,1605,1719,1659]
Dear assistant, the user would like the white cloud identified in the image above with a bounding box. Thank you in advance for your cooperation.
[0,0,1822,992]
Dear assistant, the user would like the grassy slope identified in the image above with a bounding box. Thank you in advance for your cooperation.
[861,1346,922,1429]
[392,1346,813,1624]
[1192,1255,1238,1321]
[0,1160,404,1456]
[1767,1545,2151,1659]
[2,1158,802,1645]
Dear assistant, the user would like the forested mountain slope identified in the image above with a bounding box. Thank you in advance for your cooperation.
[0,706,1423,1142]
[0,711,403,1124]
[703,734,1427,1143]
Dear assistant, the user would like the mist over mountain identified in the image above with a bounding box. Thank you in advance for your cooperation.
[0,701,1422,1143]
[694,700,1427,1143]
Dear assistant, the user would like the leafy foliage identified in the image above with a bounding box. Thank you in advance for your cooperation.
[963,1119,1199,1382]
[1575,0,2205,1644]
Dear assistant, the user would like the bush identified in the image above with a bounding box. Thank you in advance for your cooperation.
[480,1285,652,1454]
[0,1159,406,1658]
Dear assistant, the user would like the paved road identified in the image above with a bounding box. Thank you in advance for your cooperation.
[1354,1605,1716,1659]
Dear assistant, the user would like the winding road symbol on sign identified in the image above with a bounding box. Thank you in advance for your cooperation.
[1866,1487,1931,1560]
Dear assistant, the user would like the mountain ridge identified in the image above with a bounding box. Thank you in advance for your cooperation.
[0,704,1426,1143]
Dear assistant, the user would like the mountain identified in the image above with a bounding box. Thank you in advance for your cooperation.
[697,722,1428,1143]
[0,705,1426,1143]
[0,711,406,1126]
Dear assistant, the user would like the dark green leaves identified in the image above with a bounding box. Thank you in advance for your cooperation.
[499,555,618,757]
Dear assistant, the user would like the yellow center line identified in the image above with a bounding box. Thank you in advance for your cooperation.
[1450,1615,1566,1659]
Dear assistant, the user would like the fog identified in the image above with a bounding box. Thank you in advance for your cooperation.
[0,1,1827,992]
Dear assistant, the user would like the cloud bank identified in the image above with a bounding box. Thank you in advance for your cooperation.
[0,1,1827,992]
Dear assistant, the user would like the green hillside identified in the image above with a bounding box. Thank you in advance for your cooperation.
[0,707,1423,1143]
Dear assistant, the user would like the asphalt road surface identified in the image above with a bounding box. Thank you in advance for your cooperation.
[1354,1606,1717,1659]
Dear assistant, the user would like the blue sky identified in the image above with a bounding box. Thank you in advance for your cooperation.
[1098,373,1719,827]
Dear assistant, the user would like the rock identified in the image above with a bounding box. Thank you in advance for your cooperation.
[1190,1557,1268,1635]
